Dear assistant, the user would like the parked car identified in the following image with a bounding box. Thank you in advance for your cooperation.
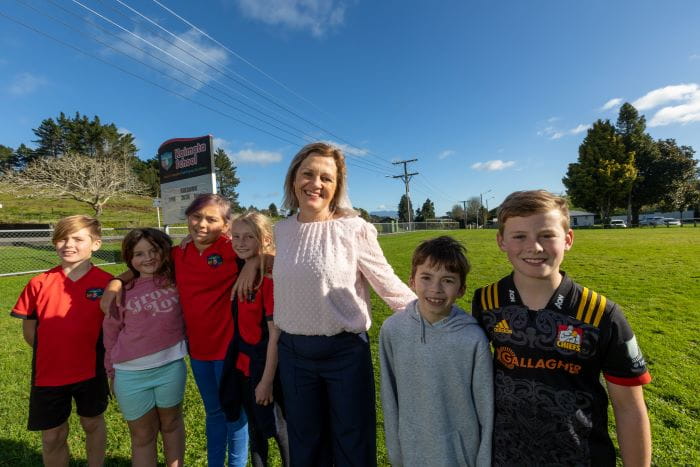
[640,216,665,226]
[663,218,681,226]
[609,219,627,228]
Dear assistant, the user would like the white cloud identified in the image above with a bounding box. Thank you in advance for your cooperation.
[322,140,369,157]
[631,83,698,111]
[569,124,590,135]
[109,29,229,92]
[213,137,233,154]
[438,149,455,160]
[233,148,283,165]
[7,72,47,96]
[235,0,347,37]
[690,54,700,61]
[547,116,560,123]
[471,160,515,171]
[538,123,589,140]
[377,204,386,210]
[600,97,623,111]
[628,83,700,127]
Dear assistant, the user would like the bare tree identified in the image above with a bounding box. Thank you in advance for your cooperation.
[1,152,146,217]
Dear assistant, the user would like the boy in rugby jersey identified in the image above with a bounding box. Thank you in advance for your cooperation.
[11,215,111,466]
[472,190,651,467]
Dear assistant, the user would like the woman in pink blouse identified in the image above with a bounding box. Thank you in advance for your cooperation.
[273,142,416,466]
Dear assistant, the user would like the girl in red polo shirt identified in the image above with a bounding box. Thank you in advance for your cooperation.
[171,194,249,466]
[102,194,255,466]
[219,211,289,467]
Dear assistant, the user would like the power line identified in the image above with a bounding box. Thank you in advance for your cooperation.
[22,0,312,144]
[150,0,331,118]
[0,8,304,146]
[70,0,395,173]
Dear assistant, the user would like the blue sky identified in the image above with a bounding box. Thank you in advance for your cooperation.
[1,0,699,216]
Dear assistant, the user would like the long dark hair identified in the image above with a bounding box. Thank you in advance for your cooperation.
[121,228,175,288]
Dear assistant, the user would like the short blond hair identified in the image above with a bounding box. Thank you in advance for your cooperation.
[52,215,102,244]
[282,142,356,217]
[497,190,570,234]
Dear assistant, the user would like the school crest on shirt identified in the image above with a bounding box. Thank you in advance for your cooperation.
[85,288,104,300]
[556,324,583,352]
[207,254,223,267]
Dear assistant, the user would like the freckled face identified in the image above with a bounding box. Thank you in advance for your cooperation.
[293,154,338,221]
[497,209,573,282]
[187,204,229,250]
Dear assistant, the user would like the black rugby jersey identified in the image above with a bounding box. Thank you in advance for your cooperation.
[472,272,650,467]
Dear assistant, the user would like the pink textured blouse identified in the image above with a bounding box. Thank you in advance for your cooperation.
[272,215,416,336]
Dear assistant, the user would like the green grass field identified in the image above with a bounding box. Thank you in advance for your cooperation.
[1,228,698,465]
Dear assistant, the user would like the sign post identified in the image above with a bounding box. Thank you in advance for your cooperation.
[158,135,217,226]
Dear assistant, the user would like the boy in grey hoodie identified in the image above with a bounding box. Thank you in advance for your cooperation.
[380,236,493,467]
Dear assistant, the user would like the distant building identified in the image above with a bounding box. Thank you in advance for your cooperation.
[569,210,595,227]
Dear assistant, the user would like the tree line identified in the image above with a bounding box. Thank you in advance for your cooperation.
[0,112,241,217]
[563,103,699,223]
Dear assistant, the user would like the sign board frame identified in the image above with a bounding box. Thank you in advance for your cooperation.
[158,135,217,225]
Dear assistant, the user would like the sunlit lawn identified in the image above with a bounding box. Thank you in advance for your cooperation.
[1,227,698,465]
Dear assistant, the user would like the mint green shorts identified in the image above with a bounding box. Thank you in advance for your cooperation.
[114,359,186,421]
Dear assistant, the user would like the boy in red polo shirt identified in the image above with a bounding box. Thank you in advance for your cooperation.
[12,215,112,466]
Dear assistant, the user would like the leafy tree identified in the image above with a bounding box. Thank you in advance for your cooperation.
[563,120,637,222]
[0,145,14,172]
[466,197,482,224]
[132,156,160,197]
[32,112,137,160]
[214,149,240,210]
[14,144,37,171]
[449,204,465,221]
[0,152,146,217]
[356,207,371,221]
[398,194,413,222]
[616,103,662,223]
[268,203,279,217]
[656,139,699,216]
[33,116,65,158]
[420,198,436,221]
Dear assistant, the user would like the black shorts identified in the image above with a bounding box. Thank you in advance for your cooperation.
[28,375,109,431]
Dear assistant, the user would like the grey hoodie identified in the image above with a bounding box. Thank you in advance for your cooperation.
[380,300,493,467]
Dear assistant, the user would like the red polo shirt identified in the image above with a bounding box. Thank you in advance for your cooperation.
[12,265,112,386]
[172,235,238,360]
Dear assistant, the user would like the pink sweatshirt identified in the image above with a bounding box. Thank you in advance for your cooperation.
[103,277,185,377]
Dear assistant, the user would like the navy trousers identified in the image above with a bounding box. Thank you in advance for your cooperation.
[278,331,377,467]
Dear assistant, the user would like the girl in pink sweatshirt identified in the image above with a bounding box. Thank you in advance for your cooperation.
[103,228,186,466]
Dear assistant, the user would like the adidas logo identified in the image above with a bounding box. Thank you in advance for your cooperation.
[494,319,512,334]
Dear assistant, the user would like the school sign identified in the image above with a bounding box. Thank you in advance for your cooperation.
[158,135,217,225]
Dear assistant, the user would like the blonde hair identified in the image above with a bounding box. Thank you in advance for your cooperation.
[231,211,275,287]
[282,142,356,217]
[52,215,102,244]
[497,190,570,234]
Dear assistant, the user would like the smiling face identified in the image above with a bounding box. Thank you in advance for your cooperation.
[497,209,574,284]
[231,221,264,260]
[293,153,338,222]
[54,227,101,267]
[130,238,162,278]
[187,203,230,250]
[410,262,465,324]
